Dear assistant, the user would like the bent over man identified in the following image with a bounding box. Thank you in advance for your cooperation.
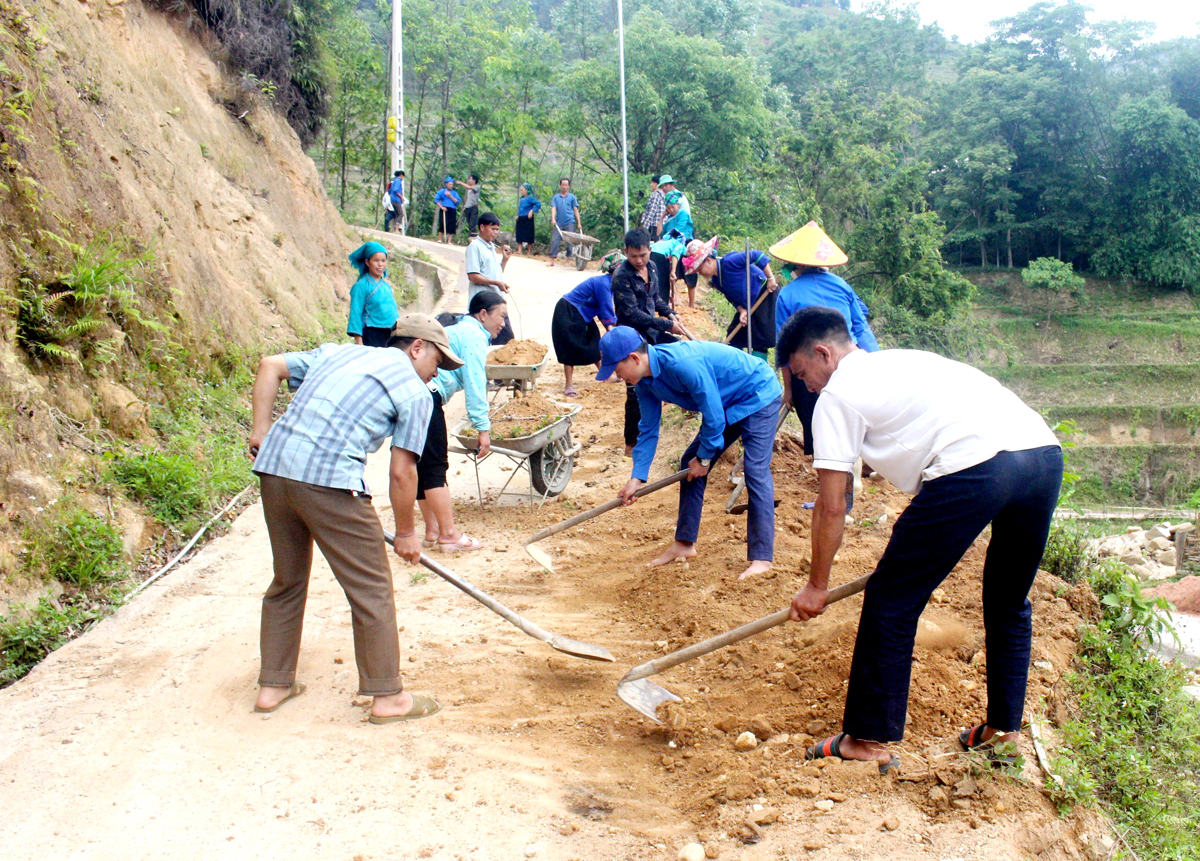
[778,307,1062,772]
[248,315,463,724]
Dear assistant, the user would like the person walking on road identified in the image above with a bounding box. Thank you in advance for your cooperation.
[599,327,783,581]
[547,178,581,267]
[434,176,461,243]
[465,212,515,345]
[247,314,464,723]
[515,182,541,254]
[778,306,1063,773]
[552,255,620,397]
[771,221,879,456]
[641,175,665,241]
[346,241,399,348]
[385,170,407,234]
[419,294,509,553]
[610,228,685,457]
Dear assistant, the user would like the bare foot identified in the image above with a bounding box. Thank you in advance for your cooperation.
[255,685,296,711]
[737,560,772,580]
[369,690,414,720]
[647,541,696,567]
[829,733,894,768]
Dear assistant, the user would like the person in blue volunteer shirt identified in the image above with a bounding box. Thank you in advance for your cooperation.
[771,221,880,456]
[515,182,541,254]
[385,170,407,234]
[686,238,780,362]
[551,253,621,396]
[650,233,687,307]
[346,241,400,348]
[599,326,784,581]
[434,176,461,243]
[547,177,581,266]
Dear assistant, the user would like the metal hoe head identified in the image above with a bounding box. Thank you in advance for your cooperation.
[617,674,682,722]
[524,541,555,574]
[549,634,614,662]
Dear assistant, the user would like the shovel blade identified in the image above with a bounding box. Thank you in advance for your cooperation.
[617,677,682,722]
[524,542,555,573]
[728,499,782,516]
[549,634,614,662]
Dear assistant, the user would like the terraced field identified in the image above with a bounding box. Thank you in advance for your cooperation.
[967,271,1200,506]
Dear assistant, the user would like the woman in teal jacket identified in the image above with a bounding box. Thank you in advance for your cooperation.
[346,241,399,347]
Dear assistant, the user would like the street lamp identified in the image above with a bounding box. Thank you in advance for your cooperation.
[617,0,629,232]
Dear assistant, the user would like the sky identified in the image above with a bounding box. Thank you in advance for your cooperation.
[879,0,1200,44]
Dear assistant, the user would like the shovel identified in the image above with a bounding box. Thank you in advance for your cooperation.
[725,404,790,514]
[616,572,871,720]
[523,469,690,573]
[383,530,613,662]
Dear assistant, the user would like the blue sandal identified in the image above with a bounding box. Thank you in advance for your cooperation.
[806,731,900,775]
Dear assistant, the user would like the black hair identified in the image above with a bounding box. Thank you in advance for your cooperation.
[393,170,402,177]
[775,307,852,368]
[470,173,480,183]
[635,340,649,355]
[468,290,507,316]
[651,175,661,184]
[559,177,571,185]
[387,335,417,350]
[477,211,501,227]
[623,227,651,250]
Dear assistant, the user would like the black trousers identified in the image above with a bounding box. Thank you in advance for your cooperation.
[842,446,1063,742]
[791,372,819,456]
[361,325,393,348]
[624,384,640,448]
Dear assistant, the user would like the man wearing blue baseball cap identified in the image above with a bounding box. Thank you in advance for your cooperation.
[598,326,783,580]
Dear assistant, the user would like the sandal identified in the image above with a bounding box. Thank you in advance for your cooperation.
[253,682,306,714]
[421,538,437,549]
[959,723,1019,766]
[563,388,580,397]
[369,693,441,724]
[806,732,900,775]
[437,533,484,553]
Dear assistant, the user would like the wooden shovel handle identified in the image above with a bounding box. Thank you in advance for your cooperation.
[525,469,690,545]
[723,281,774,345]
[624,572,871,681]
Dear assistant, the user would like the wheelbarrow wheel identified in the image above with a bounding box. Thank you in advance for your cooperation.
[531,433,574,496]
[575,255,588,271]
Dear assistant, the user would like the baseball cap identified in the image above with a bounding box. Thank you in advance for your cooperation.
[595,326,645,381]
[392,313,464,370]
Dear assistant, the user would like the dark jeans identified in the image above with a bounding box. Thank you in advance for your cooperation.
[792,372,819,456]
[676,397,781,560]
[624,384,640,448]
[361,325,394,348]
[841,445,1064,742]
[464,206,479,235]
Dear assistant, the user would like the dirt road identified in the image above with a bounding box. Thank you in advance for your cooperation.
[1,247,1102,860]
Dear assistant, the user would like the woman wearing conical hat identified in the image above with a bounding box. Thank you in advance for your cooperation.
[770,222,879,456]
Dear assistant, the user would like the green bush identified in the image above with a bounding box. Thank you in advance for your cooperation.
[1040,520,1093,584]
[109,450,209,526]
[23,502,126,590]
[0,597,106,686]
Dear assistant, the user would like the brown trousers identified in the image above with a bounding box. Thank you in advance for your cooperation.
[258,474,403,696]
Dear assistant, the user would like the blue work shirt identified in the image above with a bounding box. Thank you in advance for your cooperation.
[388,176,404,203]
[253,344,432,494]
[662,210,694,241]
[347,274,399,336]
[651,236,687,261]
[631,341,783,482]
[551,192,579,227]
[518,195,541,217]
[774,270,879,352]
[563,274,617,327]
[434,316,491,432]
[711,251,771,309]
[434,188,460,210]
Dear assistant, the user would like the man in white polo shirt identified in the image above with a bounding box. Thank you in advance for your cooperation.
[777,306,1062,773]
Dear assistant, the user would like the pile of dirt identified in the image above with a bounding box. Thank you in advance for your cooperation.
[488,339,549,365]
[1149,575,1200,614]
[460,390,570,441]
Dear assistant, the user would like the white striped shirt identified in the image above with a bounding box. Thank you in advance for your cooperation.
[253,343,432,494]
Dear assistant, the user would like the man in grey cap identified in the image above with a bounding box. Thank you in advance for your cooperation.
[247,314,463,724]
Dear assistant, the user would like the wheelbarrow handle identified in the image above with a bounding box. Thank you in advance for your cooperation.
[524,468,689,545]
[622,573,871,682]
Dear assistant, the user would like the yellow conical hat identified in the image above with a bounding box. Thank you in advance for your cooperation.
[769,221,848,267]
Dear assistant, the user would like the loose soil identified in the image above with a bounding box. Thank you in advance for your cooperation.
[489,339,550,365]
[461,390,572,442]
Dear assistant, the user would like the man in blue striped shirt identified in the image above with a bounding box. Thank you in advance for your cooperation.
[247,314,463,723]
[598,327,783,581]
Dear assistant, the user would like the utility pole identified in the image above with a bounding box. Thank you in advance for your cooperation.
[389,0,404,177]
[617,0,630,232]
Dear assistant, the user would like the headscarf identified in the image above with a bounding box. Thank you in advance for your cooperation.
[598,250,625,274]
[521,182,533,194]
[664,190,682,206]
[683,236,718,274]
[348,241,388,276]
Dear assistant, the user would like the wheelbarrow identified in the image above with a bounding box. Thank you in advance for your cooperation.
[555,224,601,270]
[486,343,550,397]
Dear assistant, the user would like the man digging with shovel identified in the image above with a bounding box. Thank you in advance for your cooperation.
[778,307,1063,773]
[599,326,783,581]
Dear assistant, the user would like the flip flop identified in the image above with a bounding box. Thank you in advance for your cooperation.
[369,693,442,724]
[959,723,1019,766]
[437,534,484,553]
[421,538,437,549]
[253,682,306,714]
[563,388,580,397]
[806,731,900,775]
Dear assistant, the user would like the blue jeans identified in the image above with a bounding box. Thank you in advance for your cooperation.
[676,396,781,561]
[550,222,575,259]
[841,445,1063,742]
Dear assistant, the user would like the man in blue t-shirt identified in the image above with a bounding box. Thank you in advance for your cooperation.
[547,177,582,267]
[384,170,406,234]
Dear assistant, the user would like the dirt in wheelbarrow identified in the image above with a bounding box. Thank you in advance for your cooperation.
[459,389,571,441]
[421,326,1101,860]
[489,338,548,365]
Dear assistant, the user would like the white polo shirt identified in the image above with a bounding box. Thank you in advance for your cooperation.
[811,349,1059,495]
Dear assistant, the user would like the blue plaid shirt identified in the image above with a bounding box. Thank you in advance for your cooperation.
[253,343,433,494]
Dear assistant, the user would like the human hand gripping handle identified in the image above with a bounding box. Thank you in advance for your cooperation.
[686,457,710,481]
[392,530,422,564]
[619,478,644,505]
[790,581,830,622]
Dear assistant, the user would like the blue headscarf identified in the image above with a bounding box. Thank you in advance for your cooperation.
[348,241,388,276]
